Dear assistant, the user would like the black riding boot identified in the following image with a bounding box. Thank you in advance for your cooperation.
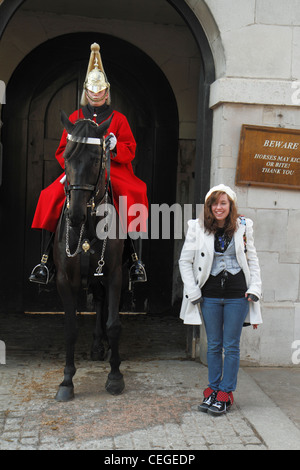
[29,231,55,285]
[128,238,147,290]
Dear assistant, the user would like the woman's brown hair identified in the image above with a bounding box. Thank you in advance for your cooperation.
[204,191,238,237]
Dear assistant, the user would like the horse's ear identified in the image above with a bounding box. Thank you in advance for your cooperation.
[60,110,75,134]
[97,114,114,137]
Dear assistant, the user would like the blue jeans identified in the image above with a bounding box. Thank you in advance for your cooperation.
[201,297,249,393]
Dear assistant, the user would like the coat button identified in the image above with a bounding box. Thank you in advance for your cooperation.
[201,252,205,257]
[198,267,202,271]
[185,294,188,298]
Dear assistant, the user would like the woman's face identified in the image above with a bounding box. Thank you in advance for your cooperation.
[211,193,231,227]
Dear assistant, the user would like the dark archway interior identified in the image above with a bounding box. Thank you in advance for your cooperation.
[0,32,179,314]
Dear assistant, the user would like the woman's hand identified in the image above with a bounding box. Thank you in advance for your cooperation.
[245,293,259,329]
[245,293,259,302]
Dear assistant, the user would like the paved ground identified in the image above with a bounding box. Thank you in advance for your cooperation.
[0,312,300,451]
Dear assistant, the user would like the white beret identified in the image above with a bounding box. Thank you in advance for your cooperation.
[205,184,237,203]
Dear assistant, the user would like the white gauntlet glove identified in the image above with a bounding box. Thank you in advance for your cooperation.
[105,132,117,150]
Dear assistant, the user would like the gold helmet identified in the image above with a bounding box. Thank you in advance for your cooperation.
[80,43,110,106]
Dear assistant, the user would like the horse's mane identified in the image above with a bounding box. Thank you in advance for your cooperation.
[73,118,99,136]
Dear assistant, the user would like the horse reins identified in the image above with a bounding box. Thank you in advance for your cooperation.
[64,125,112,274]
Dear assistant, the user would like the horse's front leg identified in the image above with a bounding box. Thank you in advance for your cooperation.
[91,283,107,361]
[55,279,78,402]
[105,266,125,395]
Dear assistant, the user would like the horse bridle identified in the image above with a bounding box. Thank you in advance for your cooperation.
[64,131,109,209]
[64,123,112,267]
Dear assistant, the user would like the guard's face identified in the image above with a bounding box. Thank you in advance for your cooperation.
[86,88,108,107]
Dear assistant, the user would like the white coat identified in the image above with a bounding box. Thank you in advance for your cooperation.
[179,218,262,326]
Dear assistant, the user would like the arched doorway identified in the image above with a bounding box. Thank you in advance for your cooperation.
[0,33,179,313]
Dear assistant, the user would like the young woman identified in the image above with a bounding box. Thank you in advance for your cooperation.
[179,184,262,416]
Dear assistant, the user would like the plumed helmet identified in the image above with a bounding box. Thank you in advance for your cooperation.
[80,43,110,105]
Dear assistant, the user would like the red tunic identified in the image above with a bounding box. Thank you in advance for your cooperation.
[32,109,148,233]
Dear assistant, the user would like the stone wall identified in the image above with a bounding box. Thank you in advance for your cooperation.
[189,0,300,365]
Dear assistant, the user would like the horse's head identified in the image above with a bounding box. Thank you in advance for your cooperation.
[61,110,112,227]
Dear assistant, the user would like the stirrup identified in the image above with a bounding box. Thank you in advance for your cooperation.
[29,254,50,285]
[129,253,147,290]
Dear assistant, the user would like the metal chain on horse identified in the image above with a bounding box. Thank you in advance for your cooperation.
[94,191,109,276]
[65,192,109,267]
[66,214,85,258]
[64,123,111,272]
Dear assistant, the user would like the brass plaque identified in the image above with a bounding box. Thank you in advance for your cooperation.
[236,125,300,190]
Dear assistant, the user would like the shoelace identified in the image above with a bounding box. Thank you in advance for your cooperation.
[204,395,214,405]
[212,400,224,409]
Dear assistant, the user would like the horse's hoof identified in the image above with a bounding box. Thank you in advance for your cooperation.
[55,385,74,402]
[105,377,125,395]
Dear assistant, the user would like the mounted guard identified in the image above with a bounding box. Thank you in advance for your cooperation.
[29,43,148,287]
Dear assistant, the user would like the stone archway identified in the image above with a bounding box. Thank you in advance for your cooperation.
[0,1,217,315]
[0,33,179,313]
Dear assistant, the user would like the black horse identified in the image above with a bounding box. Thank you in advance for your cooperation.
[53,111,125,401]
